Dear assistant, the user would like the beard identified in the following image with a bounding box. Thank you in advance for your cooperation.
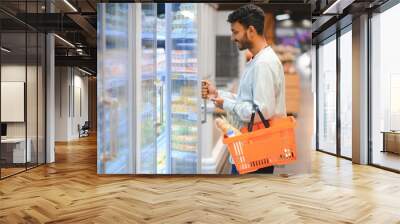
[236,33,252,51]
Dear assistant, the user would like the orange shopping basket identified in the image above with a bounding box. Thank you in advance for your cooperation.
[223,105,297,174]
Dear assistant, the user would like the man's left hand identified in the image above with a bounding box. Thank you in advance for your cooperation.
[211,97,224,108]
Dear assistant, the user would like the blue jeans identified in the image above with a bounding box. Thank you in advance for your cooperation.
[231,164,274,175]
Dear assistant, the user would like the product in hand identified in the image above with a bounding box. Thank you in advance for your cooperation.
[215,117,241,137]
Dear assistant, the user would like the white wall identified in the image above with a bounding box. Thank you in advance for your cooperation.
[1,65,26,81]
[1,65,26,139]
[1,64,46,164]
[1,82,25,122]
[55,67,68,141]
[72,72,89,137]
[1,65,36,139]
[55,67,89,141]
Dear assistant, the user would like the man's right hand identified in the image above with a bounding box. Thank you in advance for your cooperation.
[201,80,218,99]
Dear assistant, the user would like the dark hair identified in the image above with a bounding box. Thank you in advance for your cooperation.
[227,4,265,35]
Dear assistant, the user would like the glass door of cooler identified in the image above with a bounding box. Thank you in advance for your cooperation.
[155,4,169,174]
[97,3,133,174]
[137,3,157,174]
[166,3,200,174]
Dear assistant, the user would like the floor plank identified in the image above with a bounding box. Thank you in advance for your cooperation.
[1,135,400,223]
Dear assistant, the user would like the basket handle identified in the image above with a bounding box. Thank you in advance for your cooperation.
[248,105,270,132]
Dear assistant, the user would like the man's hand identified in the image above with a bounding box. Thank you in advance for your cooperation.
[211,97,224,108]
[201,80,218,99]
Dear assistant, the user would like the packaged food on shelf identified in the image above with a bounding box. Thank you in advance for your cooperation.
[172,135,197,144]
[157,18,166,37]
[157,150,166,167]
[171,125,197,135]
[181,87,197,96]
[171,67,197,73]
[172,58,197,64]
[179,3,195,11]
[171,104,196,113]
[172,142,197,152]
[172,119,196,127]
[172,100,197,109]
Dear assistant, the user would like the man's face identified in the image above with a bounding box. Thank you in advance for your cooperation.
[230,21,252,51]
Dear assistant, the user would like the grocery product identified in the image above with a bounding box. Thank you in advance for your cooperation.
[172,142,197,152]
[215,117,241,137]
[157,150,166,167]
[226,130,237,138]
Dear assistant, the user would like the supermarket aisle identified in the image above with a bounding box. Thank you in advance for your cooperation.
[1,135,400,223]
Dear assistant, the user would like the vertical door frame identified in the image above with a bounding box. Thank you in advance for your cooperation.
[151,3,157,174]
[132,3,140,173]
[196,3,202,174]
[315,22,354,161]
[315,33,338,157]
[165,3,172,174]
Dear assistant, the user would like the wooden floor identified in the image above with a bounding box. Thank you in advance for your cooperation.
[0,167,26,178]
[372,150,400,171]
[1,135,400,223]
[1,163,46,178]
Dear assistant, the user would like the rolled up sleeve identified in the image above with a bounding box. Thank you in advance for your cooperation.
[218,90,253,122]
[218,90,236,112]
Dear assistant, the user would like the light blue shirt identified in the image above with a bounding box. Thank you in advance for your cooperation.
[219,46,287,164]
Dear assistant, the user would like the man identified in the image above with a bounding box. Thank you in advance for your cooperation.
[202,4,286,174]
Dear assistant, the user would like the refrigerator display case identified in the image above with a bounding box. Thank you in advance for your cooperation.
[97,3,133,174]
[138,3,157,174]
[168,3,200,173]
[98,3,205,174]
[156,11,168,174]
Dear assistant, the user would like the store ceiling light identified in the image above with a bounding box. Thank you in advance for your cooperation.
[78,67,93,76]
[181,10,195,20]
[1,47,11,53]
[54,34,75,48]
[276,14,290,21]
[302,19,312,28]
[281,19,294,27]
[63,0,78,12]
